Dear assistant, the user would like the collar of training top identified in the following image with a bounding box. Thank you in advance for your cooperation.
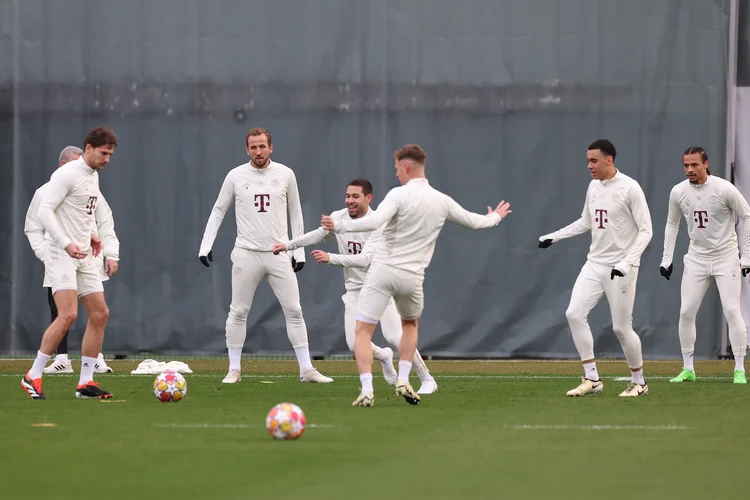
[689,173,712,188]
[599,169,620,185]
[248,159,275,172]
[406,178,429,185]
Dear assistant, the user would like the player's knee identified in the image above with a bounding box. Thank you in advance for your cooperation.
[57,310,78,327]
[228,303,250,321]
[679,308,697,323]
[282,303,304,320]
[565,307,585,326]
[89,305,109,325]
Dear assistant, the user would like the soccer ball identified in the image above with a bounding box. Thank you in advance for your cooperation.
[153,370,187,402]
[266,403,306,440]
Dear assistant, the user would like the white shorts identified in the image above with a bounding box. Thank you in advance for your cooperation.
[356,263,424,323]
[43,243,104,297]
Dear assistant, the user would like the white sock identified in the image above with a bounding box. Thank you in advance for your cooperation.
[583,361,599,381]
[360,373,373,394]
[683,352,695,372]
[398,360,412,382]
[631,368,645,385]
[371,343,388,362]
[735,355,745,372]
[294,347,314,375]
[56,353,69,363]
[228,348,242,371]
[28,351,51,379]
[79,356,96,386]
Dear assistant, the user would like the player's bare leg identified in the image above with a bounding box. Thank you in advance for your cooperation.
[394,318,421,405]
[346,297,398,385]
[21,290,79,399]
[76,292,112,399]
[352,319,378,407]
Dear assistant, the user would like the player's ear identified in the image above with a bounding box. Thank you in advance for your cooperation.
[268,143,273,155]
[366,194,373,203]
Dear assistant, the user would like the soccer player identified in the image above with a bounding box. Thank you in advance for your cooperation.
[24,145,117,374]
[198,128,332,384]
[660,146,750,384]
[320,144,510,406]
[20,127,119,400]
[538,139,653,397]
[272,178,438,394]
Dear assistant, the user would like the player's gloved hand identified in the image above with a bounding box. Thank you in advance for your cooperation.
[743,266,750,278]
[199,250,213,268]
[611,268,624,280]
[659,263,673,280]
[292,258,304,273]
[538,239,553,249]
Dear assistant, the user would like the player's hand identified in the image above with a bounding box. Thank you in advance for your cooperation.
[611,268,624,280]
[321,215,335,231]
[66,243,86,259]
[490,201,512,220]
[105,259,119,277]
[199,250,213,267]
[659,263,673,280]
[538,239,553,249]
[310,250,330,264]
[742,266,750,278]
[91,235,102,257]
[291,258,305,273]
[272,243,287,255]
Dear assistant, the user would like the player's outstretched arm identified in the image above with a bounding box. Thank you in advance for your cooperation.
[725,184,750,275]
[198,172,235,267]
[659,187,682,280]
[328,224,383,268]
[324,191,399,233]
[444,196,509,229]
[538,186,593,248]
[614,184,653,277]
[24,188,46,262]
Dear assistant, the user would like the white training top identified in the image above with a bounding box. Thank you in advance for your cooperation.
[36,157,101,253]
[331,178,503,276]
[286,207,382,291]
[661,175,750,266]
[540,171,653,271]
[25,184,119,262]
[199,160,305,263]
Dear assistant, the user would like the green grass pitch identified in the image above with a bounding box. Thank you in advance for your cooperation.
[0,359,747,500]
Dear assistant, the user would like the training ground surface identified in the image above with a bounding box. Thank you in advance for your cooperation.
[0,359,747,500]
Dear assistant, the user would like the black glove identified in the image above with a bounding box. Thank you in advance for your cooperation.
[743,267,750,277]
[611,268,624,280]
[199,250,213,268]
[660,263,673,280]
[538,239,553,249]
[292,258,304,273]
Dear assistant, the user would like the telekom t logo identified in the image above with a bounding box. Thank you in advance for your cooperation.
[594,209,608,229]
[254,194,270,212]
[347,242,363,254]
[694,210,708,228]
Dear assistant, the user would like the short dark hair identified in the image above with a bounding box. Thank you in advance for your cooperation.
[348,178,373,196]
[588,139,616,161]
[393,144,426,164]
[246,127,272,147]
[683,146,710,175]
[84,127,118,149]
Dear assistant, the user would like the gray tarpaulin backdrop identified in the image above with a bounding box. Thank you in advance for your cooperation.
[0,0,736,358]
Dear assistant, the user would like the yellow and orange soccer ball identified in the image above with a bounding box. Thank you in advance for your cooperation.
[265,402,306,440]
[153,370,187,402]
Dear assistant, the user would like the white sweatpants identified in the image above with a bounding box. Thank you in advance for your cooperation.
[565,260,643,369]
[343,290,431,380]
[679,253,746,357]
[226,247,308,349]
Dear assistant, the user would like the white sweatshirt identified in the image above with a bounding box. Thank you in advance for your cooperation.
[661,175,750,266]
[25,183,119,262]
[199,160,305,263]
[539,171,653,273]
[331,178,502,276]
[286,207,382,291]
[36,157,101,253]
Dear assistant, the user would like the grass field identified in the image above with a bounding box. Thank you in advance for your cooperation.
[0,359,747,500]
